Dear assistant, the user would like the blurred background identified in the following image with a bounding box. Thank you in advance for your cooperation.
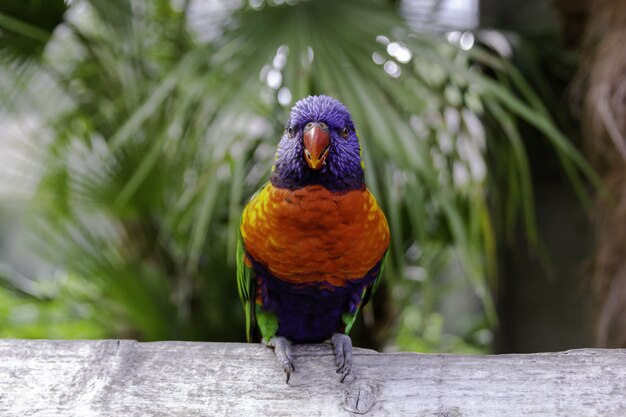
[1,0,625,354]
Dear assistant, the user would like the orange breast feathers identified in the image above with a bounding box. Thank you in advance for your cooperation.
[240,184,390,286]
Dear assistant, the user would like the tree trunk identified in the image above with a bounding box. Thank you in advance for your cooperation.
[552,0,626,347]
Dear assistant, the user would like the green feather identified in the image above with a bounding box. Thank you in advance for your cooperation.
[256,307,279,343]
[236,229,256,342]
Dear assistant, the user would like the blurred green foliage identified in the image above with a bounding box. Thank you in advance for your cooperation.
[0,275,108,339]
[0,0,594,352]
[0,0,67,61]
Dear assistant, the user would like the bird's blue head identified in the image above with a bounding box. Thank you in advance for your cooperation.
[270,95,364,192]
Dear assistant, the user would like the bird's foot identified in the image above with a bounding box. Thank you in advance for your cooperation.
[331,333,353,383]
[266,336,295,383]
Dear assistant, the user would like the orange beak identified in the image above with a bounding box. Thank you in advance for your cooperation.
[303,122,330,170]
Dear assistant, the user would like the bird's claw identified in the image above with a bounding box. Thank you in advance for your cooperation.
[267,336,295,384]
[332,333,353,383]
[282,356,295,383]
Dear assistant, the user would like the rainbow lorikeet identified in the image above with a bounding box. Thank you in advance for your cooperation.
[237,95,390,383]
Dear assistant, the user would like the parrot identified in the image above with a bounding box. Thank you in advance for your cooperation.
[237,95,390,383]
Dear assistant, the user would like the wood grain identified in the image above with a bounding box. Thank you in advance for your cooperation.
[1,340,625,416]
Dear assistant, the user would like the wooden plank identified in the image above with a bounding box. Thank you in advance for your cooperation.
[0,339,625,416]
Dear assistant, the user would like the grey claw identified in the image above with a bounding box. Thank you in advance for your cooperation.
[331,333,353,383]
[268,336,295,384]
[282,354,294,383]
[340,369,349,383]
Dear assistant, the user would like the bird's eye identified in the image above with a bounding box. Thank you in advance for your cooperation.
[341,127,350,138]
[287,127,295,138]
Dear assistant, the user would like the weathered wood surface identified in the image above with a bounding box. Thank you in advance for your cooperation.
[1,340,625,416]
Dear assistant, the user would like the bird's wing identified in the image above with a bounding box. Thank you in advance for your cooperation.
[360,248,389,309]
[236,226,257,343]
[238,183,282,343]
[342,249,389,334]
[237,184,269,343]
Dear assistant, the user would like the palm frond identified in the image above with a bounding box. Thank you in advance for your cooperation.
[0,0,595,350]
